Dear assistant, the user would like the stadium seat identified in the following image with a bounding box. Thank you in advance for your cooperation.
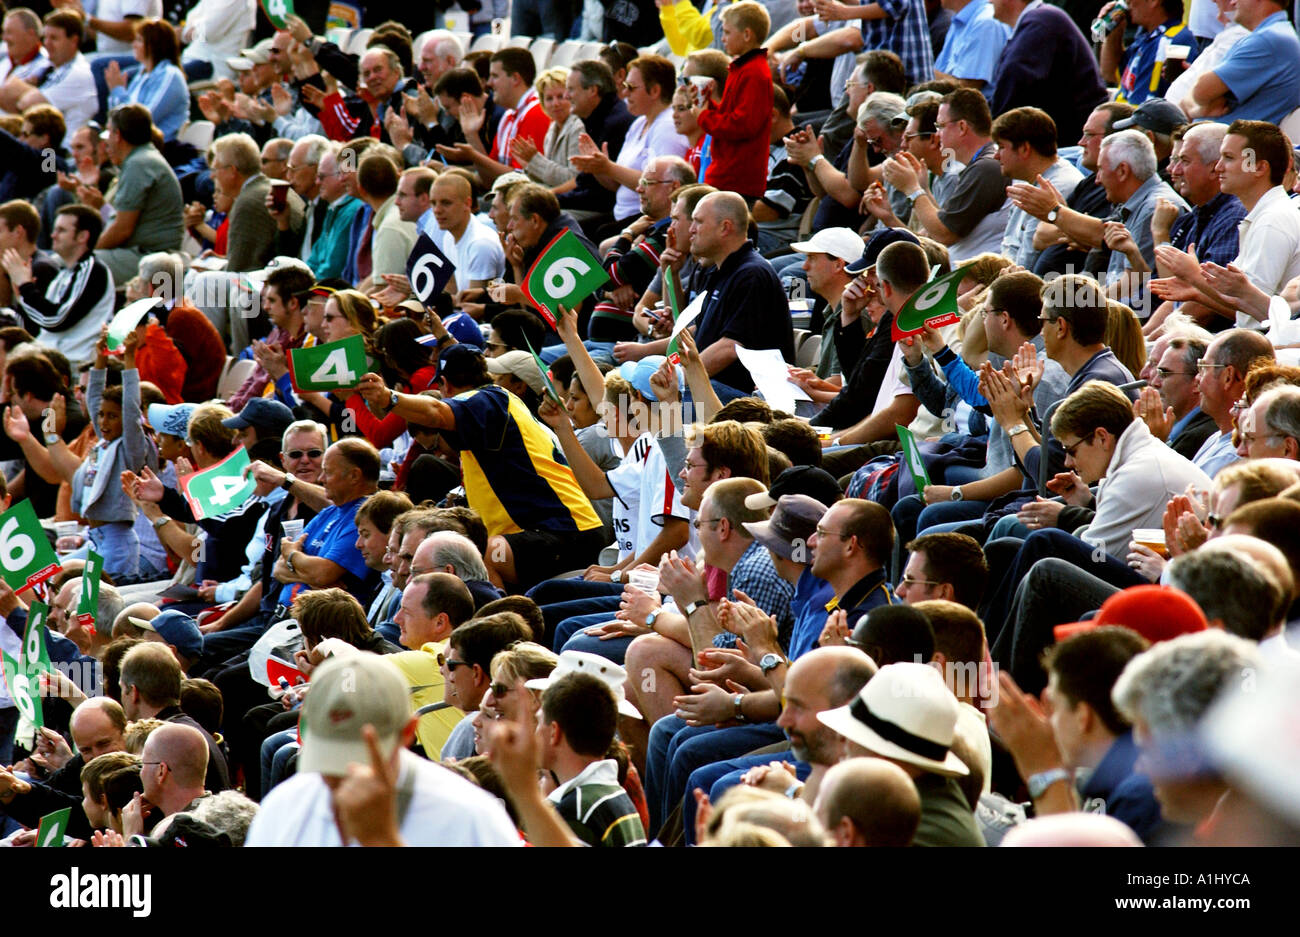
[470,33,504,53]
[549,39,583,67]
[529,37,555,72]
[217,358,256,398]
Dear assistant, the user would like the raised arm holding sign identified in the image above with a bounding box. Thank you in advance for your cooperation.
[522,229,610,328]
[179,446,258,520]
[406,234,455,306]
[0,500,61,593]
[891,264,974,342]
[288,334,370,392]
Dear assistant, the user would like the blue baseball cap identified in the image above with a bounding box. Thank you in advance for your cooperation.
[845,227,921,275]
[223,397,294,435]
[137,609,204,661]
[147,402,196,439]
[617,355,682,402]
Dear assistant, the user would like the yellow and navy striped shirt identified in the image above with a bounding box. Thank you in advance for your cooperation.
[444,385,601,537]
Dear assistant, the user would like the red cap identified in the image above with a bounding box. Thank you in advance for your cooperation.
[1052,585,1208,645]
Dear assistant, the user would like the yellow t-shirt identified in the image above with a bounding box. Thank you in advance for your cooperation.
[387,641,464,760]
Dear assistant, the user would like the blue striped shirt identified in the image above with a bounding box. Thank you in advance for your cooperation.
[108,61,189,141]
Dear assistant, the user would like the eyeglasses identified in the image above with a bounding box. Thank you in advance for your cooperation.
[1197,361,1228,373]
[285,448,323,459]
[692,517,723,531]
[437,653,470,671]
[489,682,514,697]
[903,131,933,141]
[1206,512,1226,530]
[1061,430,1097,459]
[1155,367,1195,379]
[622,82,643,92]
[485,341,508,352]
[683,459,707,472]
[899,576,942,589]
[814,526,851,540]
[638,177,672,187]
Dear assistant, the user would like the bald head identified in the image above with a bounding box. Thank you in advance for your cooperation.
[433,172,472,201]
[70,698,128,761]
[814,757,920,847]
[1002,813,1143,846]
[1208,534,1293,599]
[114,602,158,639]
[702,191,750,232]
[144,723,209,791]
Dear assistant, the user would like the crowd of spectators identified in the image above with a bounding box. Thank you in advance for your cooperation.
[1,0,1300,849]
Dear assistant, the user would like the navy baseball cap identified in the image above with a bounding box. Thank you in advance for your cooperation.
[223,397,294,435]
[436,343,486,384]
[846,227,921,275]
[136,609,204,661]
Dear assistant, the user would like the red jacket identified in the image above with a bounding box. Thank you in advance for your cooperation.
[697,48,773,199]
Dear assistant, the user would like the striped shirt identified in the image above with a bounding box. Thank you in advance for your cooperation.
[444,384,602,537]
[108,61,189,141]
[549,759,647,847]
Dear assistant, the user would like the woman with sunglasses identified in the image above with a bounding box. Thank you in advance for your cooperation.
[295,290,433,449]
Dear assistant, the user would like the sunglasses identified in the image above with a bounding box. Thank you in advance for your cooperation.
[285,448,323,459]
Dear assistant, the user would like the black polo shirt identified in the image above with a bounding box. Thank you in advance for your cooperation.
[692,241,794,393]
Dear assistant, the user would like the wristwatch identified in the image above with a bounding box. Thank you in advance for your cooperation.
[1027,767,1071,799]
[281,472,296,491]
[808,154,825,170]
[151,515,169,529]
[44,432,59,445]
[683,599,709,618]
[759,652,786,675]
[1007,422,1031,438]
[732,693,747,722]
[907,188,924,202]
[645,606,664,630]
[384,390,400,414]
[610,569,622,583]
[950,486,964,501]
[285,551,298,575]
[1046,205,1061,224]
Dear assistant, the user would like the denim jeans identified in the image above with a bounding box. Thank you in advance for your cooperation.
[86,521,139,583]
[683,751,807,845]
[540,340,616,368]
[892,495,987,547]
[559,628,634,666]
[261,728,298,797]
[527,581,622,649]
[552,609,621,651]
[644,715,787,837]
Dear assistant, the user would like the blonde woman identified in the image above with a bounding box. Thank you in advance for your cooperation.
[511,68,584,192]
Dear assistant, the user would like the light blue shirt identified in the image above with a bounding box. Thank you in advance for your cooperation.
[1215,10,1300,125]
[108,61,189,141]
[933,0,1010,93]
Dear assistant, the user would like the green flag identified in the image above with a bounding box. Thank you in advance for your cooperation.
[522,229,609,328]
[521,335,563,406]
[261,0,295,29]
[0,499,61,593]
[22,601,52,677]
[896,424,932,495]
[1,647,42,730]
[179,446,257,520]
[289,334,369,392]
[36,807,70,847]
[76,552,103,636]
[891,264,974,341]
[663,266,684,362]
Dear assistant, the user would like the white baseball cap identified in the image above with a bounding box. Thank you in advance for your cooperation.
[790,228,867,264]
